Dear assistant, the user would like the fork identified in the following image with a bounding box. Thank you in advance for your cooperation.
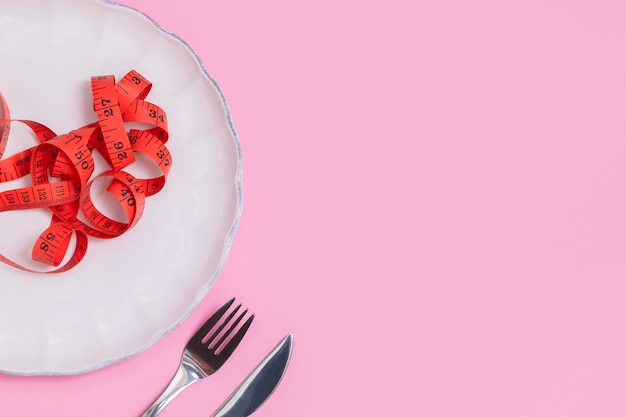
[141,298,254,417]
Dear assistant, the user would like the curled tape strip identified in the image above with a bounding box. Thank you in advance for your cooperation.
[0,70,172,273]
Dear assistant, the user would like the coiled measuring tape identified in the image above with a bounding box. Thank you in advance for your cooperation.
[0,70,172,273]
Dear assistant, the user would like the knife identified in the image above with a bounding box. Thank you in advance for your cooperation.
[212,334,294,417]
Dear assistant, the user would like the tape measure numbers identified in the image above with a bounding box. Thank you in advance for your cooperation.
[0,70,172,273]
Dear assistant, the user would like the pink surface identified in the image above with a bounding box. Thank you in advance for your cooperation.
[3,0,626,415]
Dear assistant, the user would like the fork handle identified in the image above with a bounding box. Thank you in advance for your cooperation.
[140,355,205,417]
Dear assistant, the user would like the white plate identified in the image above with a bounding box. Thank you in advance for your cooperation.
[0,0,242,375]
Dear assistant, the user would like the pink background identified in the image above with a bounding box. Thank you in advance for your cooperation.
[3,0,626,415]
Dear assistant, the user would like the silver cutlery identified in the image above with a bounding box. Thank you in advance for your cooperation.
[141,298,254,417]
[212,334,294,417]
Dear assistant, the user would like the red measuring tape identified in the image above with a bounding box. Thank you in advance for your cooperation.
[0,70,172,273]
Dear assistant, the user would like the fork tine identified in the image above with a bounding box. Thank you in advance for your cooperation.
[204,303,242,346]
[211,308,248,351]
[215,313,254,359]
[189,297,235,345]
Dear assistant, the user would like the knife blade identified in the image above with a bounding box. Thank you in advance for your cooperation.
[212,334,294,417]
